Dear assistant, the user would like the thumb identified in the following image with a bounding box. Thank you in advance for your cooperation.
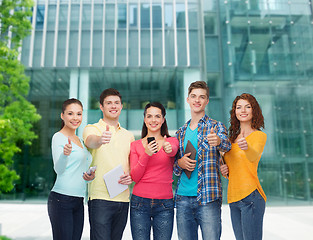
[106,125,110,131]
[210,127,215,134]
[164,135,167,142]
[68,138,71,145]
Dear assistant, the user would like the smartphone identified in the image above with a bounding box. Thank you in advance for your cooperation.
[147,137,155,144]
[147,137,157,153]
[87,166,97,175]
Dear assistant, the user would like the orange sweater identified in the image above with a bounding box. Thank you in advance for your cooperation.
[224,131,267,203]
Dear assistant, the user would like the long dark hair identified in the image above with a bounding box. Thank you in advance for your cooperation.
[141,102,170,138]
[61,98,83,129]
[229,93,264,142]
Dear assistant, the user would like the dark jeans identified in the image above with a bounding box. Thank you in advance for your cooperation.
[88,199,129,240]
[130,194,174,240]
[47,191,84,240]
[229,189,266,240]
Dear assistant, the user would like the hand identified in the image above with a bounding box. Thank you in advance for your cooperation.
[162,136,172,154]
[207,127,221,147]
[118,173,132,185]
[83,170,96,181]
[145,139,158,156]
[63,138,72,156]
[220,164,229,178]
[237,130,248,150]
[178,152,196,171]
[99,125,112,145]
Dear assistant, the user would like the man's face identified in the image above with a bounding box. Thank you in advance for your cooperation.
[187,88,209,114]
[100,95,123,121]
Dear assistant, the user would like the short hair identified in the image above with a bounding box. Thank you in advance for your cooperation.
[99,88,122,105]
[229,93,264,142]
[188,81,209,98]
[141,102,170,138]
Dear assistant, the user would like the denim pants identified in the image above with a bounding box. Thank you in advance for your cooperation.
[88,199,129,240]
[130,194,174,240]
[47,191,84,240]
[229,189,266,240]
[176,195,222,240]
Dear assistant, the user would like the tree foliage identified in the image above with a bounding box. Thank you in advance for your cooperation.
[0,0,41,193]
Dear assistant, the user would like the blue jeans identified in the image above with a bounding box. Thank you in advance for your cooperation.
[176,195,221,240]
[47,191,84,240]
[229,189,266,240]
[130,194,174,240]
[88,199,129,240]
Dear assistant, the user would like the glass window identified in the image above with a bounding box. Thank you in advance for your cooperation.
[153,30,162,66]
[93,4,103,30]
[82,4,91,30]
[56,31,66,67]
[33,31,42,67]
[164,29,174,66]
[141,4,150,29]
[58,4,68,31]
[70,4,80,30]
[176,3,185,28]
[117,30,126,66]
[104,30,114,67]
[189,30,199,66]
[44,31,55,67]
[141,30,150,66]
[36,5,45,29]
[177,30,187,66]
[47,5,56,31]
[164,4,173,28]
[188,4,198,29]
[129,4,138,28]
[118,4,127,28]
[129,30,139,67]
[80,30,91,67]
[152,4,162,28]
[92,31,102,67]
[205,36,219,72]
[68,31,78,67]
[105,4,115,29]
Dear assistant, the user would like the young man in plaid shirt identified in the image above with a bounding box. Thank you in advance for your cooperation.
[174,81,231,240]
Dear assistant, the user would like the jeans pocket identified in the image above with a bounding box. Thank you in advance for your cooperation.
[130,201,142,210]
[161,199,174,210]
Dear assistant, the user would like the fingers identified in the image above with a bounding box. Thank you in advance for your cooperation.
[146,140,158,156]
[178,153,196,171]
[207,126,221,147]
[99,125,112,145]
[163,136,173,154]
[63,138,72,155]
[119,173,133,185]
[220,164,229,178]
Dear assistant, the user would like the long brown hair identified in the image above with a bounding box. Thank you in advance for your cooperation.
[229,93,264,142]
[141,102,170,138]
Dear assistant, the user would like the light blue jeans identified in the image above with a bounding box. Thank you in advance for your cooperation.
[176,195,222,240]
[130,194,174,240]
[229,189,266,240]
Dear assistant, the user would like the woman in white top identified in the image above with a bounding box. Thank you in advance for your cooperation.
[47,98,95,240]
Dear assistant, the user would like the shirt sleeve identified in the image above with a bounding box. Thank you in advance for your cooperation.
[130,141,150,183]
[216,121,232,153]
[173,134,183,176]
[83,124,101,142]
[51,133,69,175]
[244,132,267,163]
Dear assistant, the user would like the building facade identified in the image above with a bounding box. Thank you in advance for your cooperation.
[3,0,313,205]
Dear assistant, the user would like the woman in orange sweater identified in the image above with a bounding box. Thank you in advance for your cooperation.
[223,93,267,240]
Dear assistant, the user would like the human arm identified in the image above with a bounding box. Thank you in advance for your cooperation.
[213,122,231,153]
[83,125,112,149]
[242,132,267,163]
[130,141,151,183]
[51,134,70,174]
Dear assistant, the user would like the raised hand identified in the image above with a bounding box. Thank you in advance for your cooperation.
[178,152,196,172]
[145,138,158,156]
[207,127,221,147]
[99,125,112,145]
[237,130,248,150]
[162,135,172,154]
[64,138,72,156]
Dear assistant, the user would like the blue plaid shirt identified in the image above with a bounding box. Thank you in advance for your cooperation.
[173,115,231,205]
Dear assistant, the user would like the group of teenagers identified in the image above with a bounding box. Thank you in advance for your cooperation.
[47,80,267,240]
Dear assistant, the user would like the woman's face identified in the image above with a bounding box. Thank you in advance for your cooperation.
[61,103,83,130]
[144,107,164,134]
[235,99,253,124]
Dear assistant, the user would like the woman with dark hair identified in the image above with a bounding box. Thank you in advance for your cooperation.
[222,93,267,240]
[129,102,179,240]
[48,98,95,240]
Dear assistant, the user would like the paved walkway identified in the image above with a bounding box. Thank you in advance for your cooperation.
[0,202,312,239]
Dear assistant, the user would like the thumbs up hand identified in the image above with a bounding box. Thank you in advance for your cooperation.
[162,135,172,154]
[99,125,112,145]
[207,126,221,147]
[237,130,248,150]
[64,138,72,156]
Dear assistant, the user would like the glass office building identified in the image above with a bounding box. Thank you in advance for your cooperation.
[3,0,313,205]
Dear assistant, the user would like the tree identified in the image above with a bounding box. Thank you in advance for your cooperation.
[0,0,41,193]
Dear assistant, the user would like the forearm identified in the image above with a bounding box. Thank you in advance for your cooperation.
[85,135,102,149]
[130,153,150,183]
